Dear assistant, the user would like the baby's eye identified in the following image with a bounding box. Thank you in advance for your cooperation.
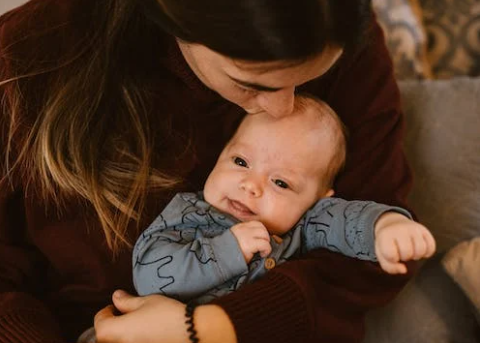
[233,157,248,167]
[273,179,289,189]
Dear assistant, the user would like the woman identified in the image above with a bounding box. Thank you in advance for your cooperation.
[0,0,413,342]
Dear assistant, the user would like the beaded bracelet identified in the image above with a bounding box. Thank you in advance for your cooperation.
[185,302,200,343]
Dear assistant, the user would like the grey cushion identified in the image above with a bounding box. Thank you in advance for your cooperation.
[365,255,480,343]
[401,77,480,253]
[364,77,480,343]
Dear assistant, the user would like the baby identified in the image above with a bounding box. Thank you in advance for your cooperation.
[132,94,436,304]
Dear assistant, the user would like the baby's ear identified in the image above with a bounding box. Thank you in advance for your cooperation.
[324,189,335,198]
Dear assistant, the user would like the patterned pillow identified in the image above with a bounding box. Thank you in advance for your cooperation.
[372,0,433,79]
[419,0,480,78]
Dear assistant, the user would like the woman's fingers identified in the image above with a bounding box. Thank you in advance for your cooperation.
[94,293,189,343]
[94,304,116,322]
[111,290,145,313]
[94,304,126,343]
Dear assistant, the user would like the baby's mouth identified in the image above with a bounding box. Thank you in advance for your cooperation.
[227,199,255,218]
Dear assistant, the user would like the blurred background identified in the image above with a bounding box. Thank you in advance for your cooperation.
[0,0,28,15]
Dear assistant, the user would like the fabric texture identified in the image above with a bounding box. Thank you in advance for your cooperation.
[0,1,414,342]
[400,77,480,253]
[419,0,480,78]
[372,0,433,79]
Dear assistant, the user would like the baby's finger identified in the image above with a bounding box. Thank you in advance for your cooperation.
[257,229,271,242]
[376,238,400,263]
[423,231,436,257]
[378,257,407,274]
[256,239,272,258]
[411,231,428,260]
[392,262,408,274]
[249,223,270,241]
[397,236,414,261]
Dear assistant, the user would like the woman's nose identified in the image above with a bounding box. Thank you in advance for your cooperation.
[239,177,263,197]
[256,87,295,118]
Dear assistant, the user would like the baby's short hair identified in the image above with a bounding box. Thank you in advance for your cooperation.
[294,94,348,190]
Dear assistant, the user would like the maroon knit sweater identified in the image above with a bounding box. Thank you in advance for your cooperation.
[0,1,414,343]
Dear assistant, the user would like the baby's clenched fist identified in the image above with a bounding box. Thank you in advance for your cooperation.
[231,221,272,263]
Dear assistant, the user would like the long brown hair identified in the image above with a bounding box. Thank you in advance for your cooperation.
[1,0,372,253]
[146,0,372,59]
[1,0,183,254]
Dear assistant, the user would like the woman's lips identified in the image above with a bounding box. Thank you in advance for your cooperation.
[227,199,255,219]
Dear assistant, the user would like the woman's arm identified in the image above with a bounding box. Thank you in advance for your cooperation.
[95,254,413,343]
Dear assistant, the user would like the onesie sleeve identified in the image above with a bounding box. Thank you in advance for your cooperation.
[301,197,412,261]
[132,193,247,301]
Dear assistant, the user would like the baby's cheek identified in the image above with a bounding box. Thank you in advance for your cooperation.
[266,218,295,236]
[203,178,221,207]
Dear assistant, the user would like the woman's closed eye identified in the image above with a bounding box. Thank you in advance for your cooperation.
[235,83,258,94]
[233,156,248,167]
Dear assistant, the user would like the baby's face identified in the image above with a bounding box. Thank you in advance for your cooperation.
[204,106,335,236]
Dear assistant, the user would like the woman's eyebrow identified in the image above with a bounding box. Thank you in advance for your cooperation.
[227,75,282,92]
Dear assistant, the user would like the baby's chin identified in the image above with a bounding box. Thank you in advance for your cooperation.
[265,222,295,237]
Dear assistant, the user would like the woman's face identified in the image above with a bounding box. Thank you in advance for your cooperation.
[178,41,343,118]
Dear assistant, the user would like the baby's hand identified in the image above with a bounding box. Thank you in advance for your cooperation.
[231,221,272,263]
[375,212,436,274]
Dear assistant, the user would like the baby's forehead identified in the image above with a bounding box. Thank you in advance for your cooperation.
[230,119,330,158]
[241,103,328,132]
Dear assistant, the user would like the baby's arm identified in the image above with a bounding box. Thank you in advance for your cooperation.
[132,194,248,301]
[133,226,247,300]
[374,212,436,274]
[301,197,435,274]
[301,198,408,261]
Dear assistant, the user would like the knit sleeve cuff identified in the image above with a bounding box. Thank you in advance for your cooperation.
[0,292,64,343]
[211,272,311,343]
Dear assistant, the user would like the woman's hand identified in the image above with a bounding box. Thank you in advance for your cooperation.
[94,290,188,343]
[94,290,237,343]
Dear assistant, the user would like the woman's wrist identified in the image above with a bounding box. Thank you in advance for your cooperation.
[193,304,237,343]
